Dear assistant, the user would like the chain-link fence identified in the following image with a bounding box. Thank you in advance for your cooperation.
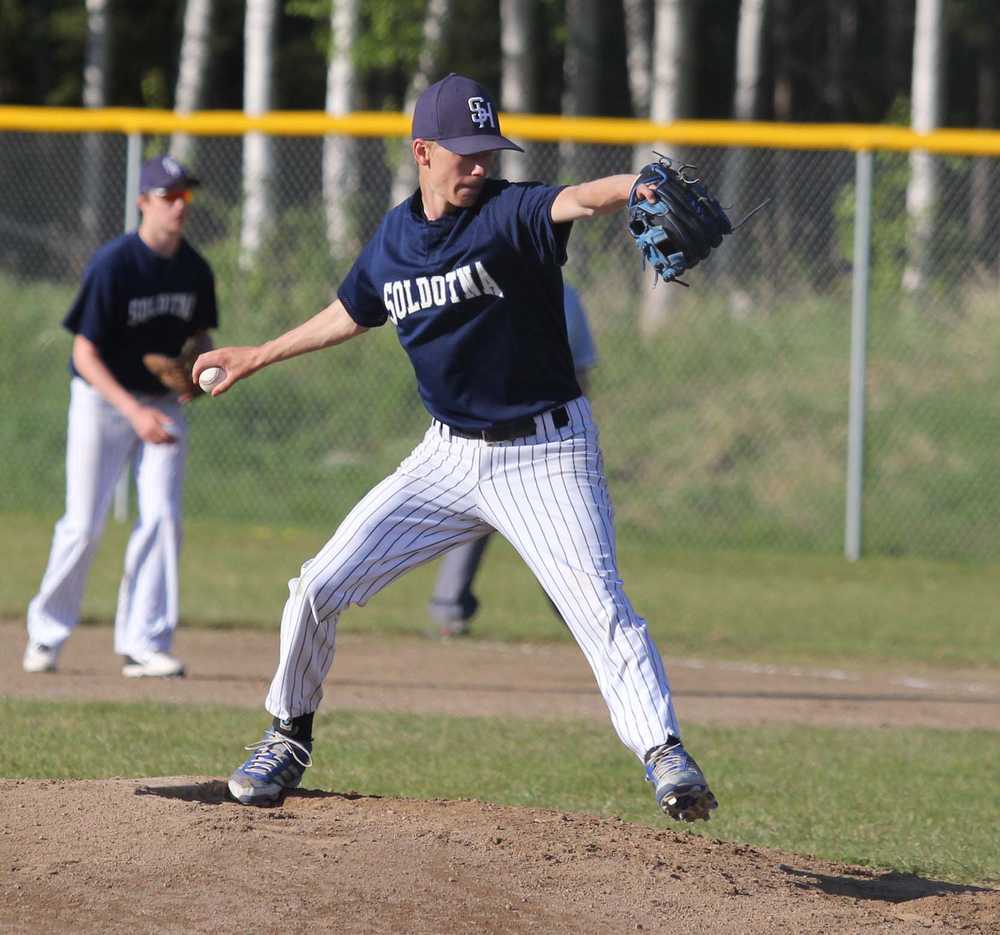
[3,118,999,561]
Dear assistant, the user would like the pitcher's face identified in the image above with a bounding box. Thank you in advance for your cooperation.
[415,140,495,213]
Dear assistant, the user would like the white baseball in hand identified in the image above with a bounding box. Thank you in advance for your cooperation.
[198,366,226,393]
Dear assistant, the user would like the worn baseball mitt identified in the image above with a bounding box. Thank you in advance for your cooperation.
[143,332,212,401]
[627,155,733,286]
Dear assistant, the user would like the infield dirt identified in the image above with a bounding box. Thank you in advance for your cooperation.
[2,620,998,933]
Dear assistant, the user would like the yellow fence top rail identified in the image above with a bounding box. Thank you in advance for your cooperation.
[2,106,1000,155]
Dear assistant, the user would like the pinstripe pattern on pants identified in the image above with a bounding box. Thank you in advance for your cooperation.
[27,377,187,658]
[264,397,679,761]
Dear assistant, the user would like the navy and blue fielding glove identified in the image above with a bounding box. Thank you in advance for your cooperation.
[627,156,733,287]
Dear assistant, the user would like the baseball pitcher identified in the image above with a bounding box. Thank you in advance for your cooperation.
[196,74,723,822]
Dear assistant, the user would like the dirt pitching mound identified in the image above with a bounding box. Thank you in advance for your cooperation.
[2,778,996,934]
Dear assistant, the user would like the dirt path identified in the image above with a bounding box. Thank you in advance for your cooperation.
[4,620,998,933]
[3,620,999,730]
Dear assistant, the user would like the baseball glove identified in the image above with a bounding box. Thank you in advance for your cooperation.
[143,332,212,401]
[627,155,733,286]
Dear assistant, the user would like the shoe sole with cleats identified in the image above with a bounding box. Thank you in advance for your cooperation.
[658,784,718,822]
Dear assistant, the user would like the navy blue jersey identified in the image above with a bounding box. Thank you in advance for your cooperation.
[338,180,579,430]
[63,232,218,395]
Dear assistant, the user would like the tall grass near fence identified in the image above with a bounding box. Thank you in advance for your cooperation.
[5,271,1000,560]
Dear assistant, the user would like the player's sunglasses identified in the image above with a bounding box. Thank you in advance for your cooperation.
[149,188,193,204]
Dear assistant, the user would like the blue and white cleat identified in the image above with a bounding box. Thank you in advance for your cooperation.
[645,740,718,822]
[228,727,313,805]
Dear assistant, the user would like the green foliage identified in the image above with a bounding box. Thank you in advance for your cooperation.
[140,67,169,110]
[833,153,911,298]
[356,0,428,76]
[284,0,431,107]
[285,0,333,57]
[834,149,984,303]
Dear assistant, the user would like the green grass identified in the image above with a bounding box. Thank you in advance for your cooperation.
[5,510,999,668]
[7,271,1000,560]
[3,697,997,885]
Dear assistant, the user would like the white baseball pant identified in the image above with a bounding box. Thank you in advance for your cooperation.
[27,377,187,658]
[265,396,680,762]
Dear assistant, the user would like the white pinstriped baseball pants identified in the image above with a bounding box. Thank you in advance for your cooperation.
[27,377,186,658]
[265,396,681,761]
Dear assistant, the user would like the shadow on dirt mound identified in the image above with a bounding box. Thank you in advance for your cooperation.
[134,780,377,806]
[779,864,993,902]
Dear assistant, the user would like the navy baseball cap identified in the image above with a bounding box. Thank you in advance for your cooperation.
[139,155,200,193]
[412,73,523,156]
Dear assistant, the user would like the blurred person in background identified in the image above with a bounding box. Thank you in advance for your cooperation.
[23,155,217,679]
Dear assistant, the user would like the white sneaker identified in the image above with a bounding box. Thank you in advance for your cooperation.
[122,651,186,678]
[23,642,59,673]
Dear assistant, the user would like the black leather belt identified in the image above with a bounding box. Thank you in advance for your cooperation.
[446,405,570,442]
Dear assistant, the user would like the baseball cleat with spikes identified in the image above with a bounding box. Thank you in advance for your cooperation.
[228,727,313,805]
[645,740,718,822]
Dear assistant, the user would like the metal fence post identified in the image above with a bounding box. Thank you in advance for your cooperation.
[844,149,873,561]
[113,131,143,524]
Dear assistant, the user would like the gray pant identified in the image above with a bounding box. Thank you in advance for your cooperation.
[427,532,563,626]
[427,534,492,624]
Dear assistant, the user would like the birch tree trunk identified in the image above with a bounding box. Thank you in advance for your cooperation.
[240,0,277,269]
[732,0,766,121]
[721,0,766,306]
[641,0,694,334]
[623,0,652,119]
[902,0,944,295]
[649,0,693,127]
[623,0,653,175]
[171,0,214,164]
[324,0,360,258]
[81,0,110,256]
[499,0,537,182]
[390,0,452,207]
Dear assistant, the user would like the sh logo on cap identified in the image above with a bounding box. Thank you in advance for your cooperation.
[162,156,184,178]
[411,73,523,156]
[139,155,201,193]
[467,97,495,130]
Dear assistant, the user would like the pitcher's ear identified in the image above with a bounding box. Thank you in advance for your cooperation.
[412,139,434,167]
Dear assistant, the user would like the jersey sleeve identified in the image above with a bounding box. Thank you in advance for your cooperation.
[62,253,119,345]
[337,235,388,328]
[499,182,573,268]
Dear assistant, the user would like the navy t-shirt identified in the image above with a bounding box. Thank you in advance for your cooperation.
[338,180,579,430]
[63,232,218,395]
